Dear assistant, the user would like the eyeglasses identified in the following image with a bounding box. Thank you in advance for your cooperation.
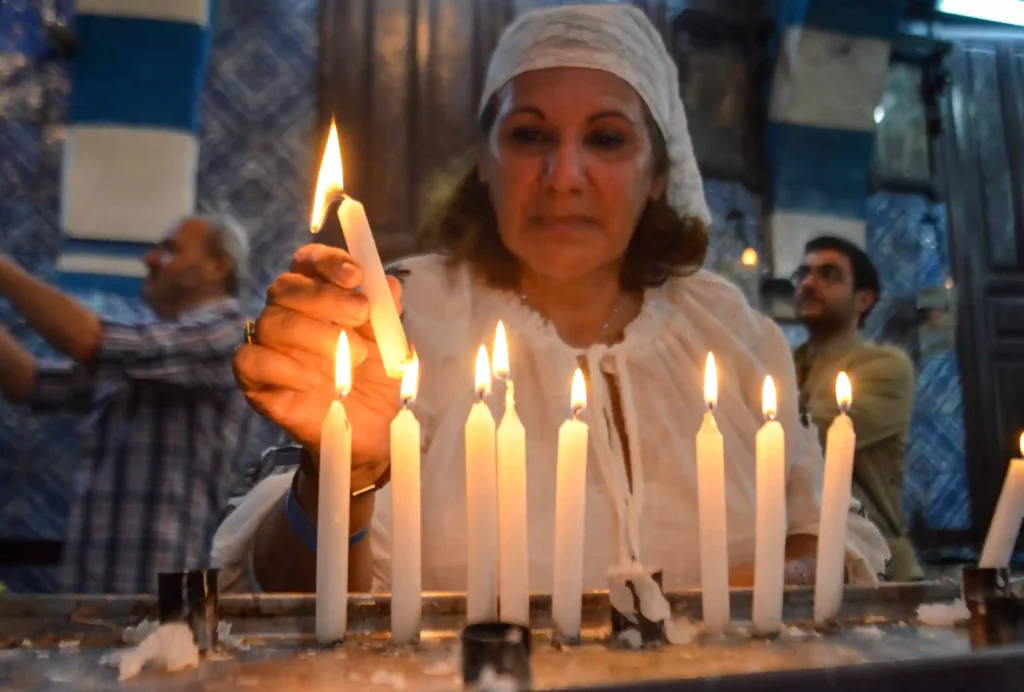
[791,263,847,287]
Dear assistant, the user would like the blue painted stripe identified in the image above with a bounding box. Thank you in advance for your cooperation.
[68,15,211,132]
[57,272,143,297]
[766,121,874,219]
[778,0,906,40]
[63,238,153,259]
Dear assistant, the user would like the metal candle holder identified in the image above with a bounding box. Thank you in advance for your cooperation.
[157,569,220,653]
[962,566,1024,649]
[461,622,532,690]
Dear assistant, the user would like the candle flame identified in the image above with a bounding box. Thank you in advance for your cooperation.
[762,375,777,421]
[704,353,717,408]
[1019,432,1023,457]
[475,345,491,397]
[311,120,345,233]
[400,351,419,404]
[741,248,758,267]
[570,368,586,414]
[836,371,852,411]
[335,331,352,398]
[492,321,509,380]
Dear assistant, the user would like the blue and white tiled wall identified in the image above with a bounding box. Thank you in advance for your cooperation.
[0,0,967,591]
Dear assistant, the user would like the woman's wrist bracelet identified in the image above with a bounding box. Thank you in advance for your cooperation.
[299,447,392,499]
[285,468,370,553]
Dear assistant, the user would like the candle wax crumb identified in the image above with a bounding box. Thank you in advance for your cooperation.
[852,626,885,639]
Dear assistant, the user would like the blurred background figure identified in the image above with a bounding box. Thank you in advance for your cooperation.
[793,236,923,582]
[0,215,254,593]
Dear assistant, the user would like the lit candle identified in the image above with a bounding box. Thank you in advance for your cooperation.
[316,332,353,644]
[465,345,499,623]
[493,322,529,626]
[979,433,1024,568]
[552,369,589,642]
[311,120,411,379]
[390,353,421,644]
[696,353,730,635]
[813,372,856,624]
[753,375,786,636]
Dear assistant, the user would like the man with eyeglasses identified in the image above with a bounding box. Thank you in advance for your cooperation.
[792,236,923,582]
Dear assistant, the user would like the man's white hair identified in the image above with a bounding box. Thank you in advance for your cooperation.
[194,213,250,298]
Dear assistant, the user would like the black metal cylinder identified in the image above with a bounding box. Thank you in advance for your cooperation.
[460,622,531,690]
[157,569,219,653]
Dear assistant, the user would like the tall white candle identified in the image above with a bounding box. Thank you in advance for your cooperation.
[979,433,1024,568]
[552,368,589,642]
[316,332,353,644]
[753,375,787,636]
[310,120,411,380]
[696,353,730,635]
[813,372,856,624]
[465,345,499,623]
[390,354,422,644]
[337,197,410,379]
[493,322,530,626]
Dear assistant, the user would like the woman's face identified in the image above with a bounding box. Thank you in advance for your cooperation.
[480,67,665,283]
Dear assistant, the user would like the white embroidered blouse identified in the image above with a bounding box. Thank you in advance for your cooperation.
[212,254,889,592]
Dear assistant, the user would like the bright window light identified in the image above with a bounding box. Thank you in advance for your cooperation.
[938,0,1024,27]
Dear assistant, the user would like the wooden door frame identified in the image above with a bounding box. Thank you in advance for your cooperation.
[937,40,1024,551]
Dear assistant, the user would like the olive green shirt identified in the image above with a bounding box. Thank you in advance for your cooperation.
[794,334,923,582]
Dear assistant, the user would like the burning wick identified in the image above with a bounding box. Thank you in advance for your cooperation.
[475,346,491,404]
[836,372,852,416]
[310,120,347,235]
[704,352,718,415]
[400,352,419,410]
[570,369,586,420]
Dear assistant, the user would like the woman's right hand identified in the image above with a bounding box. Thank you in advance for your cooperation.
[233,244,403,489]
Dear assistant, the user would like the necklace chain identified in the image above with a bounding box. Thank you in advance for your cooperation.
[519,291,623,340]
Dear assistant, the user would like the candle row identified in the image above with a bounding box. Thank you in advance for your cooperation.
[462,323,590,642]
[314,333,861,645]
[699,355,858,635]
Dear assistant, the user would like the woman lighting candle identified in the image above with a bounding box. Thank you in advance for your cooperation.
[222,4,890,610]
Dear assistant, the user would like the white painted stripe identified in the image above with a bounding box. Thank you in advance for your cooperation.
[61,126,197,244]
[769,26,891,132]
[75,0,209,26]
[56,253,148,278]
[767,211,866,279]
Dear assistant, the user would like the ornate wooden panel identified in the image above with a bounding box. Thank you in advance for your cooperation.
[940,39,1024,548]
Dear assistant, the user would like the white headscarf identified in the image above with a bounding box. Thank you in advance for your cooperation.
[480,3,711,225]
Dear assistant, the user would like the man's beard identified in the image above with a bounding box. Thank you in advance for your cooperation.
[146,267,203,317]
[798,294,854,337]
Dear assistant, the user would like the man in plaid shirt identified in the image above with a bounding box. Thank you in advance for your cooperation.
[0,215,256,593]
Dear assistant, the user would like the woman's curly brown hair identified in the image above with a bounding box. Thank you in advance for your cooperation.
[419,100,708,293]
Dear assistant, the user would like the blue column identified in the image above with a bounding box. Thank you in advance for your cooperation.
[58,0,213,295]
[765,0,905,278]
